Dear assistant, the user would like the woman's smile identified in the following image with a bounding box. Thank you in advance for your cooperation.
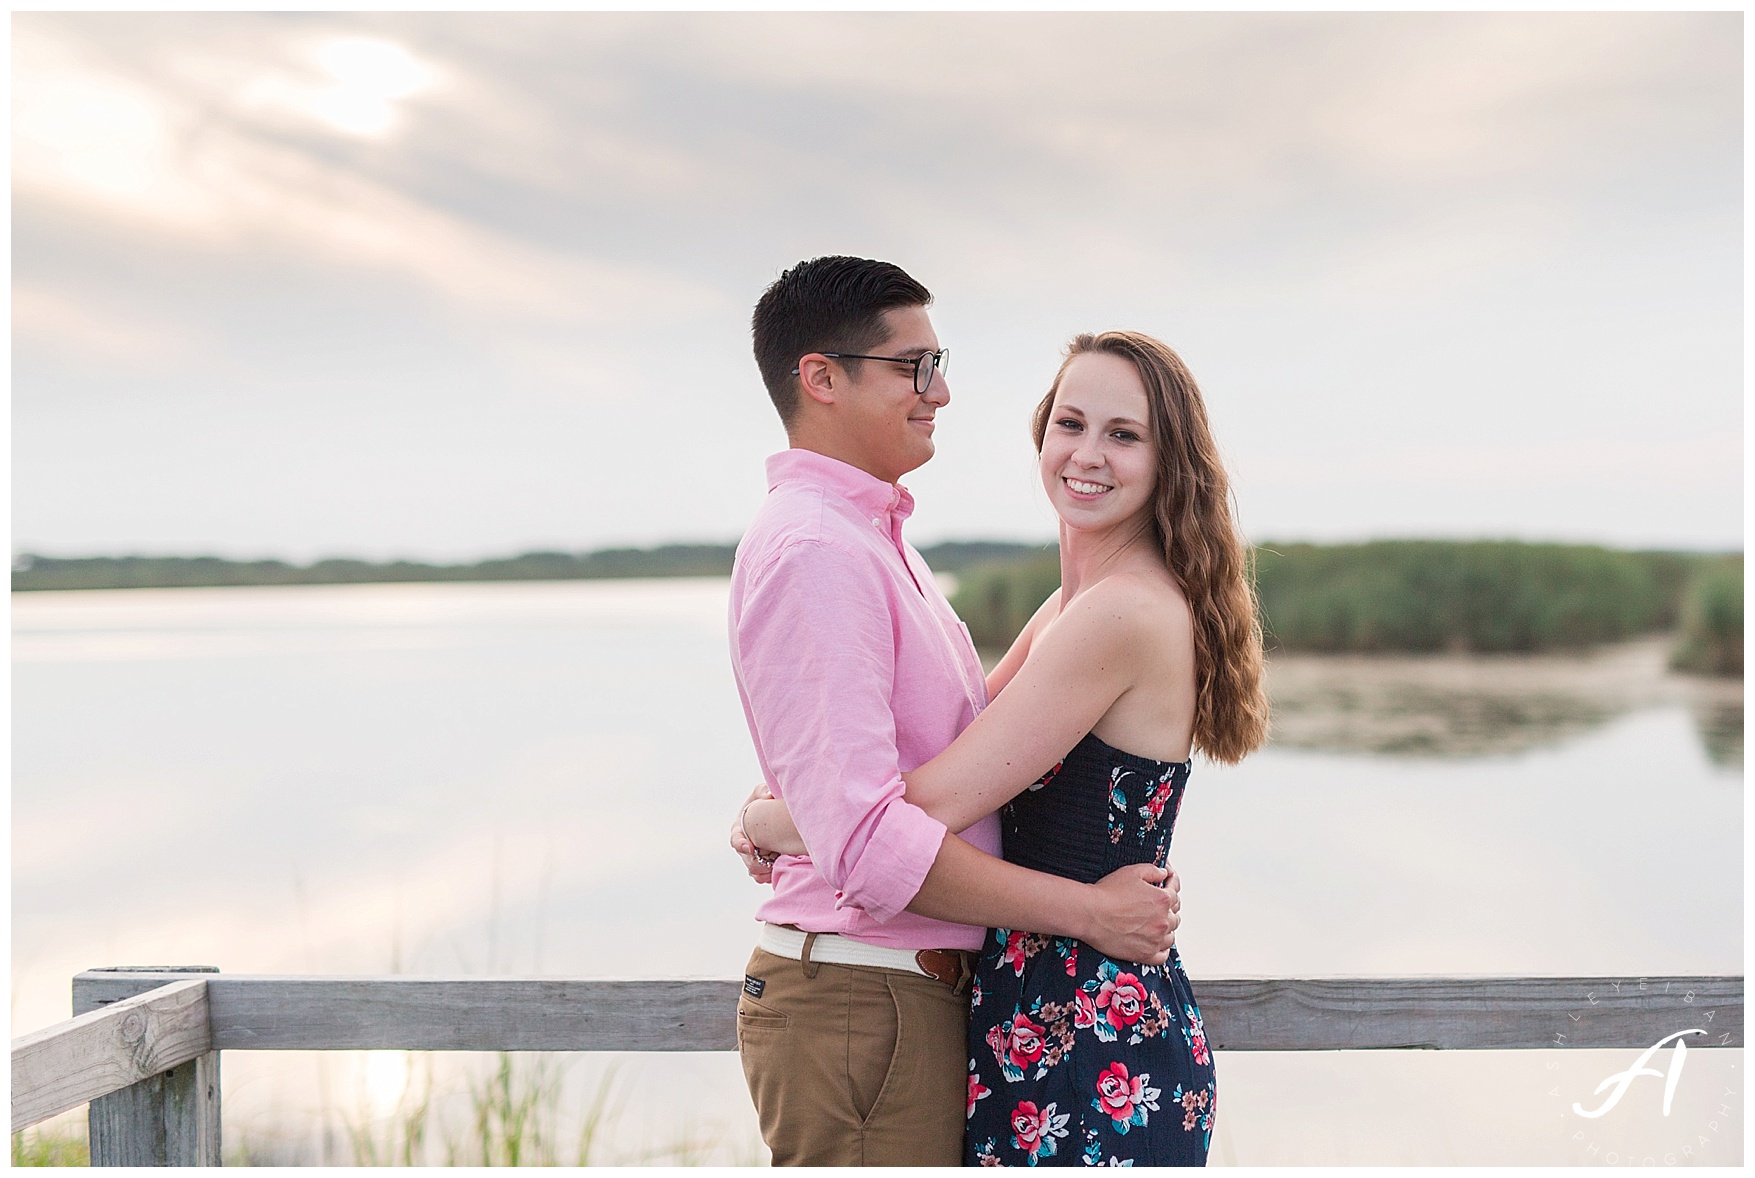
[1039,351,1157,528]
[1062,477,1113,499]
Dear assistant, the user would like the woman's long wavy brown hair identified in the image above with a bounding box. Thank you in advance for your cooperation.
[1032,331,1269,764]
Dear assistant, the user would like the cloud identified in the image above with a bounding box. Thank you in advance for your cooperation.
[267,35,439,138]
[12,21,725,326]
[1244,437,1743,493]
[9,12,1741,555]
[12,29,223,231]
[12,285,195,364]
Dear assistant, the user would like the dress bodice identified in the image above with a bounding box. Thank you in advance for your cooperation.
[967,731,1214,1167]
[1000,731,1191,884]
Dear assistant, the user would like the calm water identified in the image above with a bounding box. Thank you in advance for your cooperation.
[12,580,1743,1165]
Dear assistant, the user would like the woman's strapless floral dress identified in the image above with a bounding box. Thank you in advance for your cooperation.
[964,732,1215,1167]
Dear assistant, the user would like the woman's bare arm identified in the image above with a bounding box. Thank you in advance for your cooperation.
[902,575,1162,832]
[736,592,1058,853]
[739,577,1160,849]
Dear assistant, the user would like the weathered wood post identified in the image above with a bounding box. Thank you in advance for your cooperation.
[76,967,221,1167]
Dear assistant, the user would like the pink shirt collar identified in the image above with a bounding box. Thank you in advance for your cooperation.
[765,448,916,527]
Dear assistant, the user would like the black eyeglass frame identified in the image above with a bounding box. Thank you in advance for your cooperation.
[791,348,950,395]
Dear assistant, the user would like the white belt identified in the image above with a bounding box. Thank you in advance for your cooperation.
[759,923,933,978]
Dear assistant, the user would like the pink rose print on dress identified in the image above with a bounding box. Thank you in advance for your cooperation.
[1084,961,1145,1043]
[967,1063,991,1120]
[1137,777,1176,830]
[1097,971,1148,1033]
[1001,930,1033,977]
[1183,1004,1211,1066]
[1090,1062,1161,1134]
[1008,1100,1070,1165]
[986,1009,1047,1082]
[1073,988,1098,1031]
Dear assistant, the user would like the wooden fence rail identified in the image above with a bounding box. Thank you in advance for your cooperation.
[10,979,210,1135]
[11,968,1743,1166]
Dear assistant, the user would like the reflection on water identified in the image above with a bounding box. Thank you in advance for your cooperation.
[1693,700,1745,766]
[1272,681,1619,757]
[1267,637,1743,764]
[11,582,1743,1165]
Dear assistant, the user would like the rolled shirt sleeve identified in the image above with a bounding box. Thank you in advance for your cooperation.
[737,538,948,923]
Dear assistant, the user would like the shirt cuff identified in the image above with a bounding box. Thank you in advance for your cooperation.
[834,795,949,924]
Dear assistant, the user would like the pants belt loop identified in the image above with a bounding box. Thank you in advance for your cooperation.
[800,931,821,979]
[953,950,973,996]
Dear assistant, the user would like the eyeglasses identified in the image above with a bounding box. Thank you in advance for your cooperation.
[792,348,950,395]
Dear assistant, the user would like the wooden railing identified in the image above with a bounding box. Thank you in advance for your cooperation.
[12,967,1744,1166]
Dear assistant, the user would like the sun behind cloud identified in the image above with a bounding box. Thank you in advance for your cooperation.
[241,35,440,139]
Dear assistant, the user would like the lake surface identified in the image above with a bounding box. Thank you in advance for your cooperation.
[12,579,1743,1165]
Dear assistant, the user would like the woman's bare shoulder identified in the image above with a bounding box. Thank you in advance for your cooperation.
[1070,568,1189,621]
[1051,569,1191,653]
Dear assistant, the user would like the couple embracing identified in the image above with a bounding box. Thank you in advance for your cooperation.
[725,256,1268,1167]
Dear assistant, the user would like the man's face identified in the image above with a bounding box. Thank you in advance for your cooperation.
[832,304,949,484]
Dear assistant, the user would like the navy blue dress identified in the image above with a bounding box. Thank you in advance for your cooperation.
[964,733,1215,1167]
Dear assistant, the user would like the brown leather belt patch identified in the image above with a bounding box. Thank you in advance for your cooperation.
[915,949,972,989]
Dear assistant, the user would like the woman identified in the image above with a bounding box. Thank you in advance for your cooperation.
[741,330,1268,1166]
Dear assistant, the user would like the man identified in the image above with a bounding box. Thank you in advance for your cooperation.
[728,256,1179,1166]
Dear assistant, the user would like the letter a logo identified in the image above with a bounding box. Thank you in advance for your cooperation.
[1573,1030,1705,1119]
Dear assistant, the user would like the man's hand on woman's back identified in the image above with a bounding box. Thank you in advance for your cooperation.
[1081,863,1181,965]
[730,781,1187,966]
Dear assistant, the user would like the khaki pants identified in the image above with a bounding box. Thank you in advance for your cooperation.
[737,945,969,1166]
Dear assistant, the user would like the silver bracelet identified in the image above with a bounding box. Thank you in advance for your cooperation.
[740,800,779,867]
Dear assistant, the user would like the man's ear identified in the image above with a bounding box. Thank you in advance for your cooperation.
[795,354,837,407]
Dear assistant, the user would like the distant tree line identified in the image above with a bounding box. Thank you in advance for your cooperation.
[10,547,741,591]
[948,541,1742,674]
[15,539,1739,675]
[9,541,1048,593]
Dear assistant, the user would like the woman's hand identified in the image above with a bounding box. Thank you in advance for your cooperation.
[743,797,807,858]
[1080,863,1181,965]
[729,786,810,884]
[730,782,776,885]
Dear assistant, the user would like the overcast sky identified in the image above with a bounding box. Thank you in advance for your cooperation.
[12,11,1742,562]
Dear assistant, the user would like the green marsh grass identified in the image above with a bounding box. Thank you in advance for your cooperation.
[257,1053,751,1166]
[1251,541,1675,653]
[1670,557,1743,676]
[950,552,1061,650]
[950,540,1736,662]
[12,1056,757,1165]
[11,1122,89,1167]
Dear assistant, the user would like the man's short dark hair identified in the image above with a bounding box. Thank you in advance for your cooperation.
[751,256,932,425]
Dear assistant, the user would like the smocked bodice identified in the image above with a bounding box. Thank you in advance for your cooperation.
[1000,731,1191,884]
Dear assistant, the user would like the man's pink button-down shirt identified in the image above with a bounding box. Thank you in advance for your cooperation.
[730,449,1002,951]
